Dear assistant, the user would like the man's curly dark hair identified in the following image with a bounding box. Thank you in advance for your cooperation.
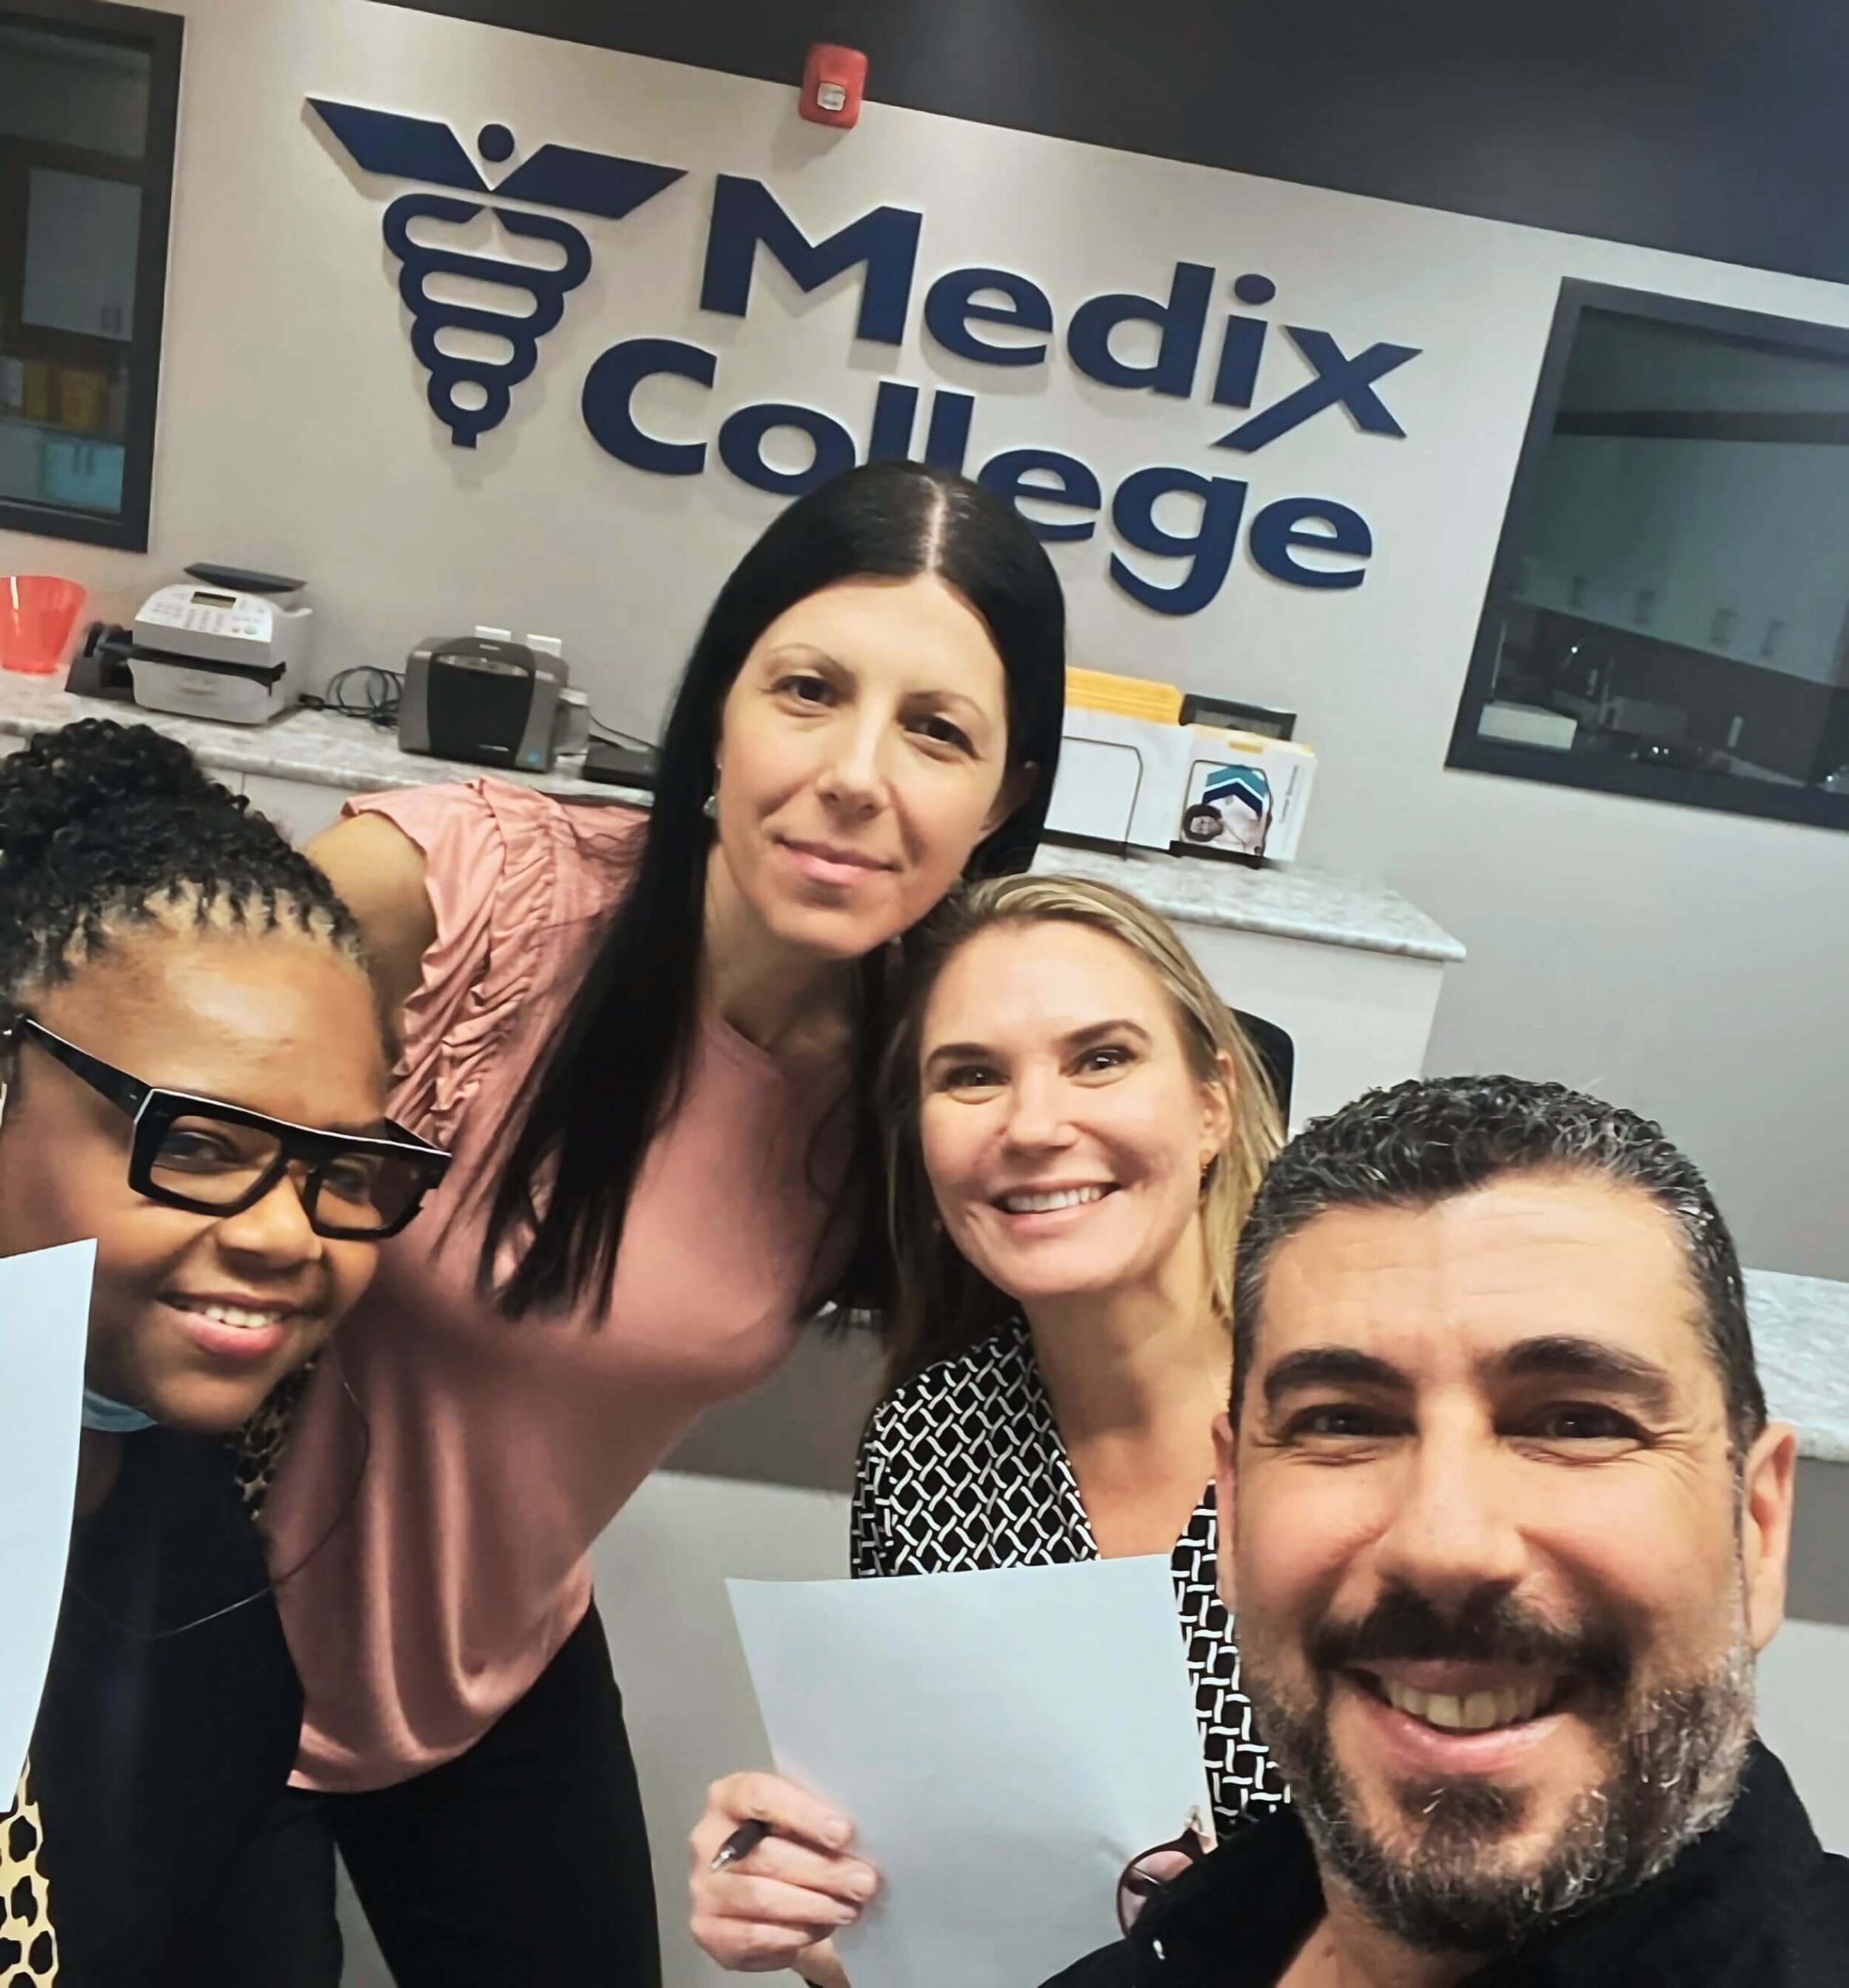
[1231,1075,1766,1453]
[0,718,362,1009]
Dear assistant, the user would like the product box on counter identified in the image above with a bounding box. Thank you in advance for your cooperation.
[1043,666,1316,864]
[1044,703,1192,853]
[1171,729,1316,864]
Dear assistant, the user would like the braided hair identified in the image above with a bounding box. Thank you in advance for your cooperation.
[0,719,362,1012]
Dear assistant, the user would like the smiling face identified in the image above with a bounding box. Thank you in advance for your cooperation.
[0,930,389,1434]
[1218,1173,1795,1953]
[708,572,1027,961]
[916,919,1232,1309]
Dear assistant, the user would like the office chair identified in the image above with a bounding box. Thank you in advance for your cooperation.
[1231,1007,1294,1126]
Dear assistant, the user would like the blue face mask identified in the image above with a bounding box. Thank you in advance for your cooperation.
[81,1387,158,1434]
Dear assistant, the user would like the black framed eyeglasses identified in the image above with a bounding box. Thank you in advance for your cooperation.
[1116,1811,1215,1934]
[3,1015,451,1240]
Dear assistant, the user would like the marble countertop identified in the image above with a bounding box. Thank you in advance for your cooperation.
[1747,1270,1849,1465]
[0,672,655,805]
[1031,839,1465,963]
[0,674,1465,964]
[4,671,1840,1454]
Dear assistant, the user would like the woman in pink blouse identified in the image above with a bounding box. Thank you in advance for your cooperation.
[204,464,1066,1986]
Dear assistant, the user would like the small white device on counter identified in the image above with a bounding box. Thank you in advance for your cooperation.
[127,565,312,726]
[1478,700,1578,751]
[1045,669,1191,852]
[1044,668,1316,863]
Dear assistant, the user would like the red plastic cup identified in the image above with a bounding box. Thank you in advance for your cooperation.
[0,575,88,676]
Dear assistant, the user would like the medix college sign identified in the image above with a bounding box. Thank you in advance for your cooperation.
[312,101,1422,617]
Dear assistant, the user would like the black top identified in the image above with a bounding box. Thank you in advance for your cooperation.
[854,1322,1291,1843]
[1043,1741,1849,1987]
[19,1427,302,1986]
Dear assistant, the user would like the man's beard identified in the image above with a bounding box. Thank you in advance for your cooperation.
[1240,1581,1757,1955]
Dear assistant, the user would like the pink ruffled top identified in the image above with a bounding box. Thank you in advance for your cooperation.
[261,780,846,1790]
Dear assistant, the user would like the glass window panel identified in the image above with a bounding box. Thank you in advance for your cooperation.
[0,7,174,547]
[1454,286,1849,830]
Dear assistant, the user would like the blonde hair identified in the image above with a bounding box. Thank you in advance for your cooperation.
[879,874,1283,1392]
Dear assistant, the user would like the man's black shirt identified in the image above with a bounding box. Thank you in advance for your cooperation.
[1044,1743,1849,1986]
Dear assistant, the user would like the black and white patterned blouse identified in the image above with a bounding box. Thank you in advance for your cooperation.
[851,1320,1289,1843]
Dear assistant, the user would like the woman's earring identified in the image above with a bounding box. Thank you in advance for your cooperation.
[702,788,718,821]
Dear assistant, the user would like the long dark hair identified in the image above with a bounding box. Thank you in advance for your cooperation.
[481,462,1068,1319]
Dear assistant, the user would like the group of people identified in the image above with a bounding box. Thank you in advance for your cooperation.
[0,461,1840,1987]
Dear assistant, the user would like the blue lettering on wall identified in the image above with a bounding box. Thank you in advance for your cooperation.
[1247,496,1373,588]
[1211,274,1277,409]
[318,99,1418,617]
[1215,328,1420,451]
[1068,261,1215,399]
[978,449,1102,542]
[920,388,977,471]
[718,401,859,495]
[384,193,593,447]
[581,337,715,474]
[700,177,923,346]
[312,100,681,445]
[867,378,921,462]
[1110,467,1249,617]
[860,377,978,470]
[924,269,1055,367]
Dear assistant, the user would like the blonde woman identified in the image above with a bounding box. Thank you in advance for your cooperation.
[690,876,1288,1980]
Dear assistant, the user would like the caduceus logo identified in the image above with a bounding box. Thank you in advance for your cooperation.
[309,100,683,447]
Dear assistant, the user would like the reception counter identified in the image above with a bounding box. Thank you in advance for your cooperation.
[5,676,1844,1985]
[7,676,1837,1476]
[0,673,1464,1129]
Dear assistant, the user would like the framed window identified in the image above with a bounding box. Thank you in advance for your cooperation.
[0,0,182,551]
[1448,280,1849,835]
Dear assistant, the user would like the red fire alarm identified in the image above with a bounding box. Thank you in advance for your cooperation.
[801,42,867,127]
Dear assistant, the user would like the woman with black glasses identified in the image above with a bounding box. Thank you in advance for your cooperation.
[0,720,448,1988]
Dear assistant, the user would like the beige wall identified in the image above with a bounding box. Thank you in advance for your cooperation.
[8,16,1844,1978]
[5,0,1843,1281]
[7,4,1837,1272]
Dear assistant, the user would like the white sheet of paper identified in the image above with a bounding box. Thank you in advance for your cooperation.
[730,1555,1212,1988]
[0,1239,94,1797]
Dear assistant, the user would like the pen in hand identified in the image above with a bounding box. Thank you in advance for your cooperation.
[711,1818,771,1871]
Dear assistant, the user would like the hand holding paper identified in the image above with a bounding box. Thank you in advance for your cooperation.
[0,1239,95,1798]
[729,1555,1211,1988]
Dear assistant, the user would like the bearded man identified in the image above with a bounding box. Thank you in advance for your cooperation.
[1048,1077,1847,1987]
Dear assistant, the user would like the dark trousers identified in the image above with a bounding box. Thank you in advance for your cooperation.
[188,1604,662,1986]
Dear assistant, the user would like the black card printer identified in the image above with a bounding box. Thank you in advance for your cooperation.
[399,635,587,773]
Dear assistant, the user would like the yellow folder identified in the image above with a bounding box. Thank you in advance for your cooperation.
[1064,666,1183,724]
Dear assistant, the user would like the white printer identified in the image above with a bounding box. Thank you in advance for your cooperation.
[127,565,313,725]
